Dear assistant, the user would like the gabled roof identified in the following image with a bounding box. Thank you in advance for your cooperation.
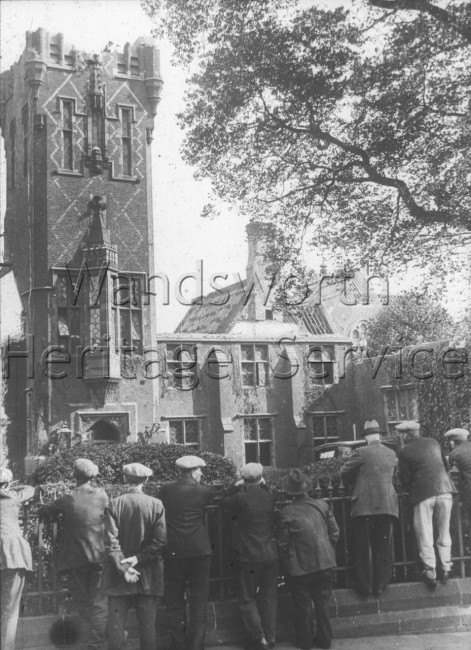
[176,280,253,334]
[284,306,333,335]
[176,279,334,336]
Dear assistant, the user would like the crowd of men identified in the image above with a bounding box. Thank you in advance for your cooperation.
[0,421,470,650]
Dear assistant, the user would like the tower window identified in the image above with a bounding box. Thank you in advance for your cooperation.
[113,275,143,355]
[62,100,74,170]
[120,108,133,176]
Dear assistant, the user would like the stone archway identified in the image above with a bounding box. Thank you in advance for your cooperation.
[87,419,122,443]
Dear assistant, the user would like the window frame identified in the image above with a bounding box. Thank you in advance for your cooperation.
[241,343,269,387]
[166,343,198,390]
[307,345,335,386]
[112,274,144,356]
[61,99,75,171]
[382,384,418,435]
[310,411,342,447]
[120,107,133,176]
[243,416,274,466]
[168,418,202,449]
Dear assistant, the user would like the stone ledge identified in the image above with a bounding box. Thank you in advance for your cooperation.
[15,578,471,648]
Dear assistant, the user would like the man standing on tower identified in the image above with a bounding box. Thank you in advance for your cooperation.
[340,419,398,596]
[159,455,213,650]
[396,421,456,589]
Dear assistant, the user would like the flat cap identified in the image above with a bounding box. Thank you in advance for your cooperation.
[73,458,98,478]
[0,467,13,483]
[444,428,469,442]
[175,455,206,470]
[363,419,381,435]
[122,463,153,478]
[240,462,263,482]
[395,421,420,433]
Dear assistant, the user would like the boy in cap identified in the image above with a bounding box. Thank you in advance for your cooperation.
[1,468,34,650]
[159,455,213,650]
[40,458,108,650]
[222,463,278,650]
[277,469,339,650]
[340,419,398,596]
[445,428,471,515]
[396,421,456,588]
[104,462,166,650]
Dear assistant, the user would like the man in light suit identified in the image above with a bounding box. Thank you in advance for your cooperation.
[340,419,398,596]
[397,421,456,589]
[40,459,108,650]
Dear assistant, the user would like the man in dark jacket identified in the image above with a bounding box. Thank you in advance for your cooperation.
[159,455,213,650]
[277,469,339,650]
[222,462,278,650]
[104,462,166,650]
[340,419,398,596]
[1,467,34,650]
[40,459,108,650]
[397,421,456,589]
[445,428,471,515]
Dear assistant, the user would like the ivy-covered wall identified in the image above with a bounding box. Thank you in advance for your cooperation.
[351,341,470,441]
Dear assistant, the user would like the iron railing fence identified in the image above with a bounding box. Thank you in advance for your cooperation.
[19,483,471,616]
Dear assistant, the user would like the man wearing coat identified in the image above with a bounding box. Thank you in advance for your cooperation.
[396,421,456,589]
[222,462,278,650]
[104,462,166,650]
[277,469,339,650]
[159,455,213,650]
[340,419,398,596]
[1,468,34,650]
[39,459,108,650]
[445,428,471,515]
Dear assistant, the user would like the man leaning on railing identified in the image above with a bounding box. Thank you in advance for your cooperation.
[0,467,35,650]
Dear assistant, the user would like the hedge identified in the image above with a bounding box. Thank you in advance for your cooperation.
[28,442,238,488]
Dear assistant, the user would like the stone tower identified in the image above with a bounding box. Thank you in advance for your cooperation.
[0,29,163,467]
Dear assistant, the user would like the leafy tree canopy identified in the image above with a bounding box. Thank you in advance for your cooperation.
[365,290,456,355]
[143,0,471,277]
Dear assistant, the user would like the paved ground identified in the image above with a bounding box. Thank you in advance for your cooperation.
[214,632,470,650]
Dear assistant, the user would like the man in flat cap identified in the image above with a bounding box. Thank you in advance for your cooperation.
[222,463,278,650]
[340,419,398,596]
[1,468,34,650]
[445,428,471,515]
[104,463,166,650]
[159,455,213,650]
[40,459,108,650]
[277,469,339,650]
[396,421,456,589]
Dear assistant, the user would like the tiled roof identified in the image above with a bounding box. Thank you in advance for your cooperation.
[284,306,333,335]
[176,280,253,334]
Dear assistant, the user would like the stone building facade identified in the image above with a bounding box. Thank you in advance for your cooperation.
[0,29,163,468]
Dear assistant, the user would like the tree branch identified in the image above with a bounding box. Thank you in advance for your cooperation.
[368,0,471,44]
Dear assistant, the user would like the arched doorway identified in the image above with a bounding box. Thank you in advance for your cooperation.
[87,419,122,443]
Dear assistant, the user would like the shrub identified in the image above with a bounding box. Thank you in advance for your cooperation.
[28,442,237,488]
